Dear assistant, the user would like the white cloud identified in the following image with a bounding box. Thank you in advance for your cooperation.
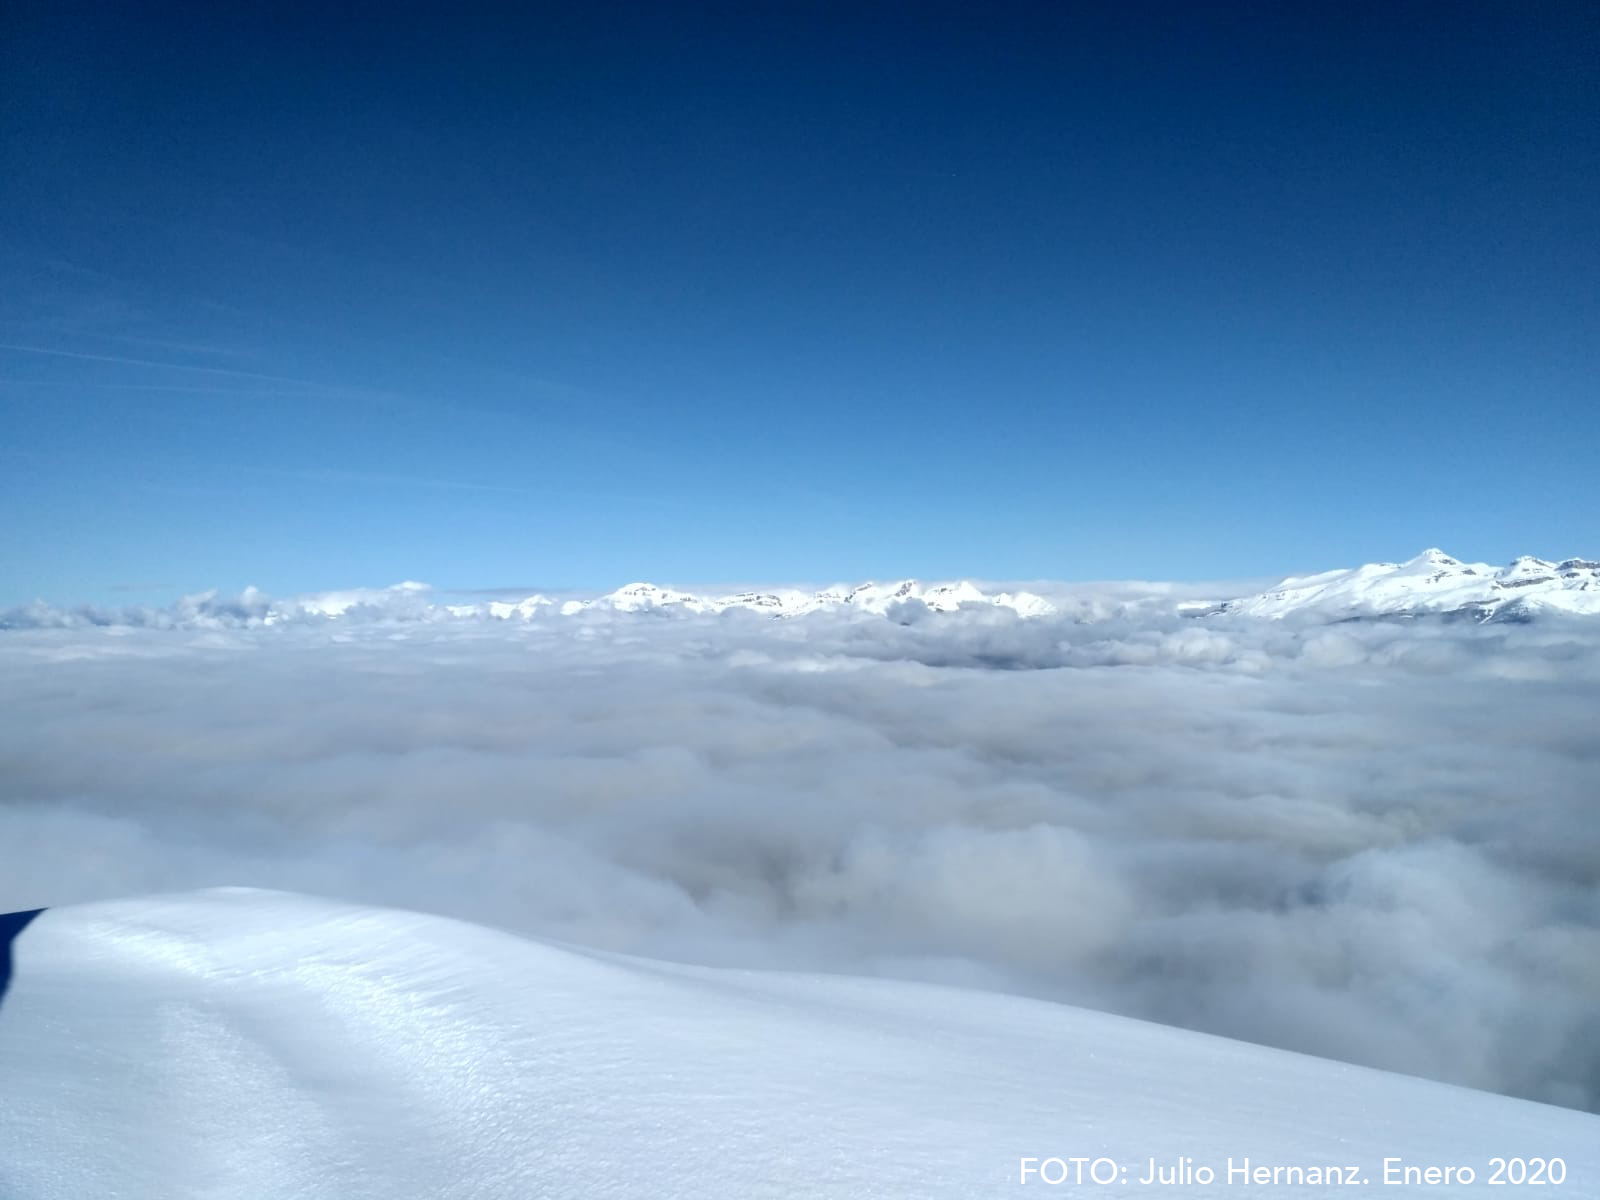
[1,598,1596,1110]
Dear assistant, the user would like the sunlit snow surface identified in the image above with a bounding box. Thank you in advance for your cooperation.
[1204,549,1600,621]
[3,889,1595,1200]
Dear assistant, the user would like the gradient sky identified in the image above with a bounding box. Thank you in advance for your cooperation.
[3,2,1596,604]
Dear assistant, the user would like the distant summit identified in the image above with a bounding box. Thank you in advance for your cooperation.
[550,579,1056,619]
[1189,550,1600,622]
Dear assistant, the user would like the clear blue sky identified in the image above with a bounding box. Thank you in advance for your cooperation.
[3,2,1596,604]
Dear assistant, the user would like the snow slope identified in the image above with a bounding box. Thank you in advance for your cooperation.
[3,889,1595,1199]
[1195,549,1600,622]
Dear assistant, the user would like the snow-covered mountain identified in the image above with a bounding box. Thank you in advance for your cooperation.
[1,578,1057,630]
[5,888,1596,1199]
[552,578,1056,618]
[1192,549,1600,622]
[8,552,1598,633]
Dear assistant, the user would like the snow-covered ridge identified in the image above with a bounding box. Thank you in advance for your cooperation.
[1,578,1056,630]
[1190,549,1600,622]
[553,578,1055,618]
[8,551,1596,633]
[5,888,1596,1199]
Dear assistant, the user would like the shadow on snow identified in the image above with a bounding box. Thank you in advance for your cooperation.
[0,909,45,1010]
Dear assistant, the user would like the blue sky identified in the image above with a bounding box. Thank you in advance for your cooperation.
[3,3,1596,604]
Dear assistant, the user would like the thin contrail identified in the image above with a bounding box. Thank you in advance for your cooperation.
[0,379,342,396]
[0,342,331,387]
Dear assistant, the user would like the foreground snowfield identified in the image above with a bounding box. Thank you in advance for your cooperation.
[3,890,1594,1199]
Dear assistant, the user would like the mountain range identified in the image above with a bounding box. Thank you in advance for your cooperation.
[1187,549,1600,623]
[5,550,1597,630]
[459,578,1058,621]
[334,550,1600,625]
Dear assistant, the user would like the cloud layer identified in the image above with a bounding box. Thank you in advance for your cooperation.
[2,598,1596,1111]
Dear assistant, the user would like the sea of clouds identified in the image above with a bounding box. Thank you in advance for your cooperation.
[2,589,1596,1111]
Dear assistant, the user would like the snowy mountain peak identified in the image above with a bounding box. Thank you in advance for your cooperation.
[266,582,435,622]
[581,578,1052,619]
[1204,549,1600,622]
[530,579,1055,621]
[1,577,1060,631]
